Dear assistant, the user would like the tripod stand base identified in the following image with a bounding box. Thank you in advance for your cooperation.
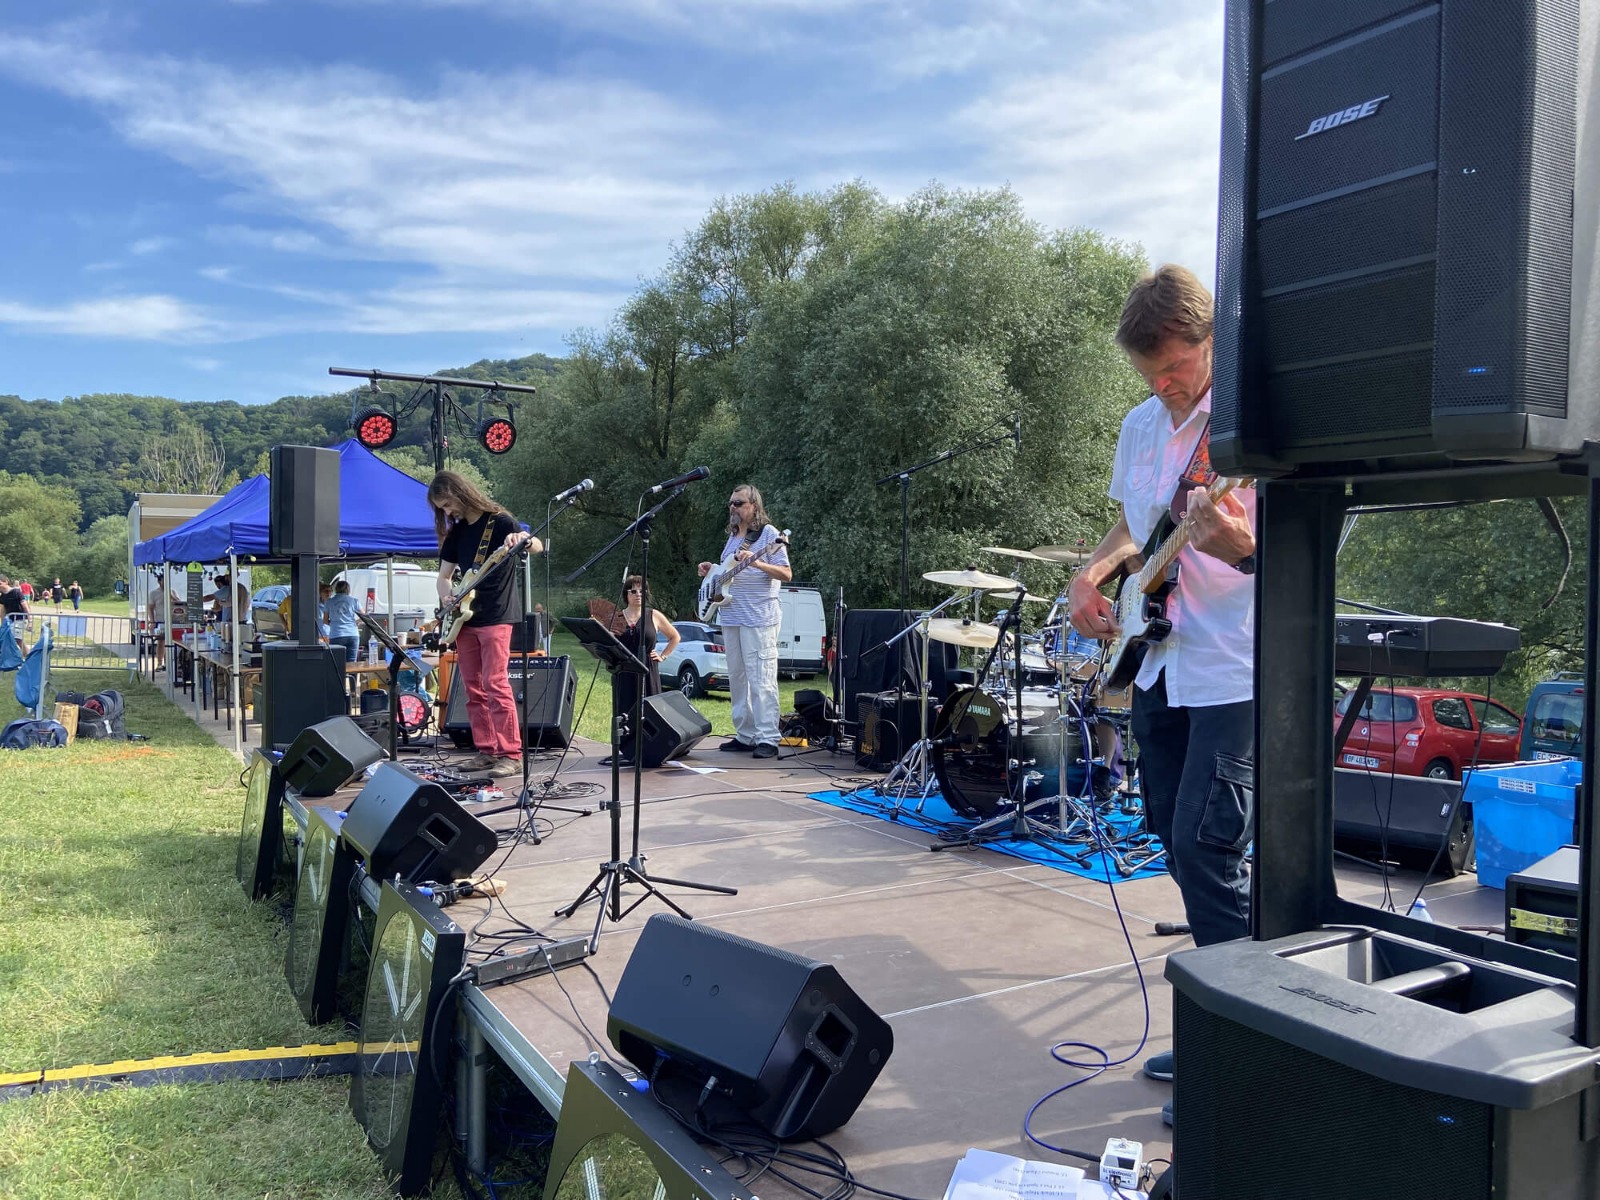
[556,857,737,954]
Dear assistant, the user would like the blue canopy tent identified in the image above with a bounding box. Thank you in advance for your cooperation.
[133,440,438,566]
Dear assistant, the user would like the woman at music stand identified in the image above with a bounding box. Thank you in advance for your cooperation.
[596,576,679,766]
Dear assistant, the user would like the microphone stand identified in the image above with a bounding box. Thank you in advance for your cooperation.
[557,488,736,950]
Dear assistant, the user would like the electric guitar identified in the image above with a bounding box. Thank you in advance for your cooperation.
[437,539,521,647]
[697,530,791,622]
[1099,475,1252,690]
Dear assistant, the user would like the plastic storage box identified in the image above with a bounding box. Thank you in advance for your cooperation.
[1466,758,1582,889]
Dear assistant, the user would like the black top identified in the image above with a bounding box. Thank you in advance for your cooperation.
[0,587,24,616]
[440,510,521,627]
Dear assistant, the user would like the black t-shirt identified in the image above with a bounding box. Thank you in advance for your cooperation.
[440,511,520,627]
[0,587,24,617]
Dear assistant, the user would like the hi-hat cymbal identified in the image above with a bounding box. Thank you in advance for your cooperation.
[1031,542,1094,565]
[927,618,1002,648]
[922,568,1018,591]
[987,590,1051,604]
[978,545,1049,562]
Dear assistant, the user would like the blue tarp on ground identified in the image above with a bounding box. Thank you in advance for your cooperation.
[133,441,438,565]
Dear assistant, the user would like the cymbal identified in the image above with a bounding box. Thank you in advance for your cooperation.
[987,590,1051,604]
[978,545,1049,562]
[922,568,1017,591]
[1031,542,1094,565]
[927,618,1002,648]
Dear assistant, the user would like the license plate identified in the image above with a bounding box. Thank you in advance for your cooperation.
[1342,753,1380,769]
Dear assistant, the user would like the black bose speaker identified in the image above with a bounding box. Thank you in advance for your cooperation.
[637,690,712,766]
[341,762,496,884]
[268,444,341,556]
[279,716,385,798]
[1333,768,1475,876]
[1167,928,1600,1198]
[1212,0,1593,477]
[260,641,348,750]
[442,655,577,750]
[608,914,894,1141]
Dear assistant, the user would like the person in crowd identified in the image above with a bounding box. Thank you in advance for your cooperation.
[50,578,64,611]
[323,580,361,664]
[697,483,791,759]
[68,580,83,611]
[602,575,681,767]
[0,575,29,627]
[1067,264,1257,1124]
[429,471,540,779]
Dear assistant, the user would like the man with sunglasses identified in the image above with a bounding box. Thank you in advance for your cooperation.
[697,484,791,758]
[1066,265,1257,1124]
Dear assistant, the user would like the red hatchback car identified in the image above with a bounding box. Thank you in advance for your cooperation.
[1333,686,1523,779]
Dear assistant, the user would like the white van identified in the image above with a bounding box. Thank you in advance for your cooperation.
[777,586,826,678]
[332,562,438,633]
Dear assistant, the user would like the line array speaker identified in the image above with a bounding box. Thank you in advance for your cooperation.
[268,444,341,556]
[442,654,576,750]
[608,914,894,1142]
[1212,0,1595,477]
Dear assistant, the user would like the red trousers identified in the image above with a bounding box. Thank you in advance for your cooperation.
[454,623,520,758]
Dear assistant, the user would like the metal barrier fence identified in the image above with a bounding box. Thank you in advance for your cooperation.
[33,612,136,674]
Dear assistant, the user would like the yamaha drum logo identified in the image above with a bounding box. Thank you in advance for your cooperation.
[1295,94,1390,141]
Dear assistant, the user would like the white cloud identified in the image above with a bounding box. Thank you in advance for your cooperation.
[129,236,175,255]
[0,294,219,340]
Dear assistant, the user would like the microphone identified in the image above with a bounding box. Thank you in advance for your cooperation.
[1013,414,1022,449]
[647,465,710,495]
[552,478,594,504]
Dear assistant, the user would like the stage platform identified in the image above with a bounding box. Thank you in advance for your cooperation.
[288,733,1511,1198]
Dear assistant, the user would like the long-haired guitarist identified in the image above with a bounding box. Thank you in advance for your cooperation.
[1069,265,1257,952]
[696,483,791,759]
[428,471,541,778]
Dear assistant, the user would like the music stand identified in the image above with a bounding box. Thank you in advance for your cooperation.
[355,610,436,761]
[556,616,736,952]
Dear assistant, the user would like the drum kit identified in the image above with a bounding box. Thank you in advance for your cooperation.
[870,541,1164,876]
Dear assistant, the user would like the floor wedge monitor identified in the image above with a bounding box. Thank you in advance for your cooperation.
[1211,0,1594,477]
[341,762,496,884]
[1167,927,1600,1198]
[607,914,893,1141]
[279,716,385,798]
[637,690,711,766]
[1332,767,1474,876]
[350,880,466,1196]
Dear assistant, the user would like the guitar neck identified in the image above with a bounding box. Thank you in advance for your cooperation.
[1138,478,1241,594]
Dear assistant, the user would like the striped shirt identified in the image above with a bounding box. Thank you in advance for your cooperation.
[713,525,789,627]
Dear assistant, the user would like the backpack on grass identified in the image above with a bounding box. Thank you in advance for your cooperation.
[0,719,69,750]
[78,690,126,740]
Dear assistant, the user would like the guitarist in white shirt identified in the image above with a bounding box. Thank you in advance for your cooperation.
[428,471,541,778]
[1066,267,1257,1118]
[697,484,791,759]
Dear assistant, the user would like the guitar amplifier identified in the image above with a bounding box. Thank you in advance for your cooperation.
[443,655,577,749]
[855,691,934,771]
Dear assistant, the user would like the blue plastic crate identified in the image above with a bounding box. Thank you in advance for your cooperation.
[1466,758,1583,889]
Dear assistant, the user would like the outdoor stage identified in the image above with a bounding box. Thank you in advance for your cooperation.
[288,733,1508,1198]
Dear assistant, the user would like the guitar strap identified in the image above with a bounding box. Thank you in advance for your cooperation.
[1168,418,1216,524]
[468,518,497,573]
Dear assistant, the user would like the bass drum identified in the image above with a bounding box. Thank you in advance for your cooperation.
[933,685,1124,820]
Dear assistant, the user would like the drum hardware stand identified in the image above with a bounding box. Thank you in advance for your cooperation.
[875,592,967,814]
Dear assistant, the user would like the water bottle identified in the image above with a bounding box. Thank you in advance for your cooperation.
[368,636,380,665]
[1408,897,1434,923]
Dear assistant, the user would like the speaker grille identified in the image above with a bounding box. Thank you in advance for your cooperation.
[1174,991,1493,1199]
[1262,0,1432,67]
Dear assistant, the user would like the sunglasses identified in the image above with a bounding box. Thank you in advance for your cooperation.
[728,499,749,508]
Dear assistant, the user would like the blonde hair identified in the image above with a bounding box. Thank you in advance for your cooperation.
[1115,264,1214,357]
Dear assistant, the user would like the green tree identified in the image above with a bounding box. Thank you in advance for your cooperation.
[0,472,81,581]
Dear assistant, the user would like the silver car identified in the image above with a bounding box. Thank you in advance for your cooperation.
[657,620,727,698]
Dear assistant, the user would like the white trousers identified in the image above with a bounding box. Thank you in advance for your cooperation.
[723,622,780,746]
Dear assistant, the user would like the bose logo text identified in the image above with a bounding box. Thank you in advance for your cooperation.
[1279,985,1375,1016]
[1295,95,1390,141]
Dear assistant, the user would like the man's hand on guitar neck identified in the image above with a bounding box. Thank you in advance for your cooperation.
[1186,488,1254,568]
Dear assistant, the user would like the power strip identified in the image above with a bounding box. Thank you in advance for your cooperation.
[470,935,590,987]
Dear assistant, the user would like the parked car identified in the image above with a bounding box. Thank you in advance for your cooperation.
[1334,686,1523,779]
[1520,672,1584,761]
[249,585,291,636]
[657,621,727,698]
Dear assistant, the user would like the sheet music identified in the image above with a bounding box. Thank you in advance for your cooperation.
[943,1148,1086,1200]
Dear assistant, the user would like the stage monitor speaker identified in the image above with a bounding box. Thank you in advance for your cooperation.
[1167,928,1600,1198]
[284,805,357,1026]
[1505,844,1580,957]
[542,1060,756,1200]
[341,762,496,884]
[442,655,577,750]
[260,642,348,751]
[1212,0,1594,477]
[838,609,958,725]
[350,879,467,1196]
[279,716,385,798]
[636,690,712,766]
[268,444,341,556]
[1333,767,1474,876]
[608,913,894,1141]
[855,690,934,771]
[237,749,288,900]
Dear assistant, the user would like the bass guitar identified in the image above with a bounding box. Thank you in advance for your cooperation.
[697,530,791,622]
[1099,475,1251,690]
[437,539,520,647]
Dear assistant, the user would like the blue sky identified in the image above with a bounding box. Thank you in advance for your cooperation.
[0,0,1224,407]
